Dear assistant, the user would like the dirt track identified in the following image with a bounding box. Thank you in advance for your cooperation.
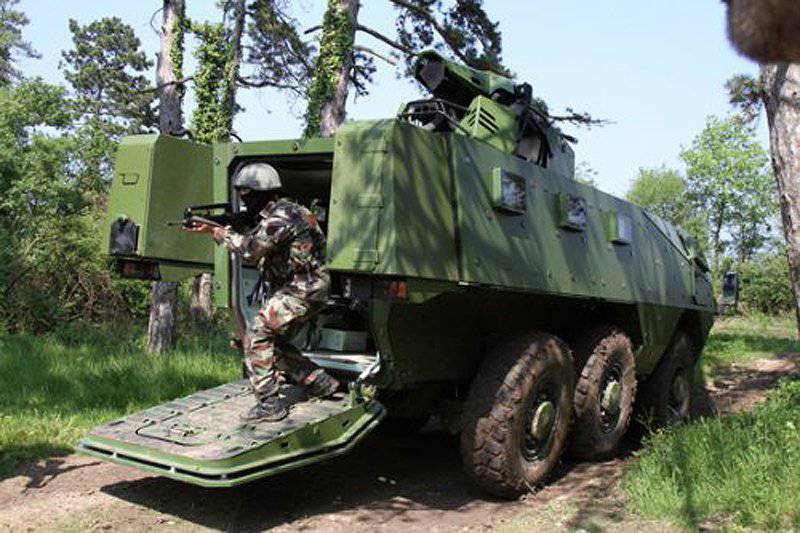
[1,355,796,532]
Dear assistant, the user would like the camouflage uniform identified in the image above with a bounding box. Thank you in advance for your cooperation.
[215,198,330,400]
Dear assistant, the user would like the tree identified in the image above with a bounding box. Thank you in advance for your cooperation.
[626,166,688,225]
[303,0,507,137]
[61,18,156,197]
[148,0,187,354]
[760,64,800,334]
[679,115,774,273]
[625,165,709,255]
[0,0,38,86]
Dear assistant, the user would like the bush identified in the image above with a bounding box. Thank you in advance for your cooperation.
[0,209,151,333]
[737,252,794,314]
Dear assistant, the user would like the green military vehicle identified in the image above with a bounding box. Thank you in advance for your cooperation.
[78,51,714,498]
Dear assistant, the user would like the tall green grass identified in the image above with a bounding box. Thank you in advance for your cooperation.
[625,377,800,530]
[0,323,238,478]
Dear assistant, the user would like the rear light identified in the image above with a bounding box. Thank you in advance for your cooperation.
[386,281,408,301]
[118,260,161,281]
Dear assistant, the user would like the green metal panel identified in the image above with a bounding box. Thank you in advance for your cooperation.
[460,96,518,154]
[326,121,458,280]
[106,135,214,281]
[76,380,385,488]
[450,132,700,308]
[327,121,390,272]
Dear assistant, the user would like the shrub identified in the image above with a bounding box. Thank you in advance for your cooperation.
[737,252,794,314]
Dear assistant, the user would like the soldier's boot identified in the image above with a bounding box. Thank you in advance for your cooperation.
[303,368,340,398]
[241,396,289,422]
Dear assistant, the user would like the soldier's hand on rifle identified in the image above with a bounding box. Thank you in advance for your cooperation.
[186,222,221,236]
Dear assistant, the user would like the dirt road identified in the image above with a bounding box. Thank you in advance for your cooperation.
[1,355,796,532]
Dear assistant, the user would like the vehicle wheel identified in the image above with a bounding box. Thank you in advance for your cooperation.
[460,332,574,498]
[568,327,636,460]
[639,332,696,428]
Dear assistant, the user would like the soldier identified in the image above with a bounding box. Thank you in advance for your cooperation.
[188,163,339,422]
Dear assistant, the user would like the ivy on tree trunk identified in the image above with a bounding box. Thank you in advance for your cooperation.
[304,0,359,137]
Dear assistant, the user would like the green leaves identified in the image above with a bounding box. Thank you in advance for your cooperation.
[680,116,775,268]
[61,17,156,197]
[0,0,39,86]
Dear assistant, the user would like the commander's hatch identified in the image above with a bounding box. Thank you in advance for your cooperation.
[77,380,384,487]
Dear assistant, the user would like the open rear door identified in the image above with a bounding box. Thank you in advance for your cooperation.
[77,382,384,488]
[107,134,215,281]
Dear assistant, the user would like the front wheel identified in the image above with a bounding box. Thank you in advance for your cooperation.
[460,332,574,498]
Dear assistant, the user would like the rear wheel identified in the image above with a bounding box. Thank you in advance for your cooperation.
[569,327,636,460]
[639,332,696,428]
[460,332,574,498]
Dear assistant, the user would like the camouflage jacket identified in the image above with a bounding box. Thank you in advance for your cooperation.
[215,199,329,302]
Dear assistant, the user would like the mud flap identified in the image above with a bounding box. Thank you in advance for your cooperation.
[76,381,385,488]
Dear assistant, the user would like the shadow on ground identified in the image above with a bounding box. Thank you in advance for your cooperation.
[93,355,800,531]
[100,427,496,531]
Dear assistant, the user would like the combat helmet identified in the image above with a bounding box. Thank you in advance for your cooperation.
[234,163,282,191]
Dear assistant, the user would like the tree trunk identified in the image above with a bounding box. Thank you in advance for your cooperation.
[761,63,800,336]
[190,272,214,322]
[147,281,178,353]
[147,0,186,354]
[319,0,360,137]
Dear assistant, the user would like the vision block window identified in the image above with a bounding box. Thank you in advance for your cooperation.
[490,168,526,214]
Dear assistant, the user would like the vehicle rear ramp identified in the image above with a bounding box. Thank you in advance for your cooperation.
[77,380,385,488]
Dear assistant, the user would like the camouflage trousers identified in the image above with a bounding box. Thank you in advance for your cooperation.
[243,290,323,400]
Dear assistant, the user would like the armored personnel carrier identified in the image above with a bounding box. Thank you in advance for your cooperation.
[79,51,714,498]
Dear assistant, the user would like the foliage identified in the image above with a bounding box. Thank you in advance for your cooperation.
[625,165,709,250]
[61,17,156,196]
[243,0,312,98]
[737,251,795,315]
[680,116,775,269]
[726,73,765,125]
[0,81,149,332]
[391,0,505,76]
[168,1,187,102]
[0,0,38,86]
[625,377,800,530]
[190,21,233,144]
[0,326,238,477]
[303,0,357,137]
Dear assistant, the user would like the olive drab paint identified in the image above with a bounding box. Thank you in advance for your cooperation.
[83,51,715,488]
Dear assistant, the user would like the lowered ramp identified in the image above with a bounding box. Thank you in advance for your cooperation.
[77,380,385,488]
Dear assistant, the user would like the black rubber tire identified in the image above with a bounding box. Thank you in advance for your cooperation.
[460,332,574,498]
[638,332,696,428]
[568,327,637,460]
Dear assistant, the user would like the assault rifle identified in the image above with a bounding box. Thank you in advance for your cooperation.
[166,203,252,233]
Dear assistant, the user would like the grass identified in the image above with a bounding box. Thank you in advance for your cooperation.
[700,313,800,371]
[625,313,800,531]
[0,322,239,478]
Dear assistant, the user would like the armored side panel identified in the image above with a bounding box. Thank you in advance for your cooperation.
[106,135,214,281]
[327,120,458,280]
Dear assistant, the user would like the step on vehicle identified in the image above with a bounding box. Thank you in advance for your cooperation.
[79,51,715,497]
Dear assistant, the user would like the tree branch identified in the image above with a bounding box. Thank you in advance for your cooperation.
[149,7,164,36]
[137,76,194,94]
[355,24,417,57]
[387,0,506,75]
[354,45,397,66]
